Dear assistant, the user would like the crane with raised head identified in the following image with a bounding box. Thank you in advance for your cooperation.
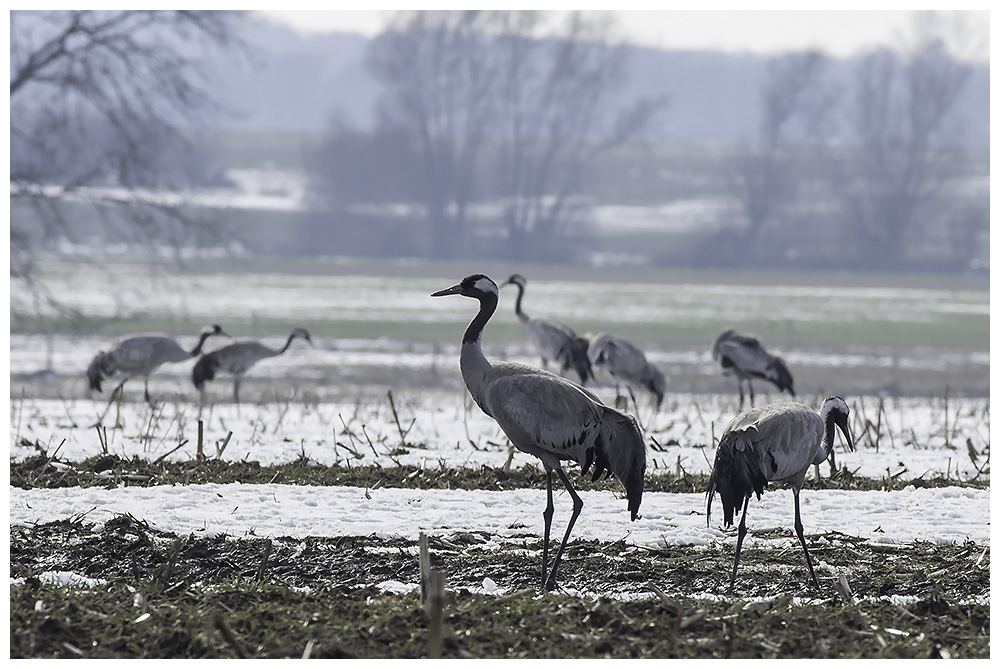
[706,396,854,595]
[501,274,592,386]
[192,327,312,404]
[87,324,226,406]
[432,273,646,591]
[712,328,794,409]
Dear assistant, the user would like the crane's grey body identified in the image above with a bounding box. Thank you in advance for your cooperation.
[706,397,853,594]
[712,329,795,409]
[587,332,666,408]
[502,274,592,385]
[193,328,312,404]
[87,325,224,405]
[434,274,645,591]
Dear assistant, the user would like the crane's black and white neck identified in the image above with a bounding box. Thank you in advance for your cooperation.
[502,273,531,324]
[432,273,646,591]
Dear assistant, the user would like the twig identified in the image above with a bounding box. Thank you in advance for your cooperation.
[196,420,204,462]
[361,425,379,458]
[426,572,446,659]
[214,615,250,659]
[386,390,410,447]
[256,540,272,581]
[419,532,431,605]
[216,431,234,459]
[153,439,188,465]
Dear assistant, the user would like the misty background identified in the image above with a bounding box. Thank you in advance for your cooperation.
[9,10,990,288]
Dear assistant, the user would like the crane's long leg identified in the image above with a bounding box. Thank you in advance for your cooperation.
[748,379,756,407]
[143,378,152,404]
[540,467,555,590]
[727,497,752,595]
[614,383,628,411]
[544,467,584,591]
[233,377,241,405]
[737,380,745,411]
[793,488,821,590]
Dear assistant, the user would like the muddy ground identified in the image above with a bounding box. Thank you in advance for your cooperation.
[9,512,990,658]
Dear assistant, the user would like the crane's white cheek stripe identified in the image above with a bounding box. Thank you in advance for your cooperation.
[474,277,498,295]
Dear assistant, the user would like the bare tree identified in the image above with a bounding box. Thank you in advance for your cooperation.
[367,10,498,259]
[725,49,835,265]
[363,10,664,261]
[832,17,972,268]
[491,11,664,261]
[10,10,245,309]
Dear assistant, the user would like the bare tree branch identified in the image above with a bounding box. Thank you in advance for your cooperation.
[10,10,247,301]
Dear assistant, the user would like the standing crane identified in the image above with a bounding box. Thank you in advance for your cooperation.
[587,333,666,410]
[706,396,854,595]
[501,274,592,385]
[432,274,646,591]
[87,324,226,406]
[192,328,312,404]
[712,329,794,409]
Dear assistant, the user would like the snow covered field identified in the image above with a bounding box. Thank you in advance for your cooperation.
[10,392,989,480]
[10,391,989,563]
[9,262,989,609]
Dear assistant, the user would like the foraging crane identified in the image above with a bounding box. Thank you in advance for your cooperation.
[712,329,794,409]
[432,274,646,591]
[87,324,226,406]
[501,274,592,385]
[706,396,854,595]
[587,333,666,409]
[192,328,312,404]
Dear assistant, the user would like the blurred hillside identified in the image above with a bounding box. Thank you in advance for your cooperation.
[214,19,989,150]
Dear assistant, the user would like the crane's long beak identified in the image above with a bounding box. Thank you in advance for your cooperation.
[837,415,855,452]
[431,284,463,297]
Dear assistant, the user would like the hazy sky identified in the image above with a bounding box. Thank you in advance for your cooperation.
[256,9,989,60]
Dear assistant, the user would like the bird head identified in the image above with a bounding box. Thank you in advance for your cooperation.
[431,274,499,301]
[821,396,854,452]
[292,328,313,345]
[203,324,229,338]
[500,273,526,289]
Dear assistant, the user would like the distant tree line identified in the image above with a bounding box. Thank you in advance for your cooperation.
[723,14,987,272]
[308,10,667,262]
[308,10,986,272]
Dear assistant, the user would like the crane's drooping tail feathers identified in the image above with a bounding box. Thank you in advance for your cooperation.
[87,351,112,392]
[192,353,220,390]
[560,336,592,384]
[583,408,646,521]
[767,357,795,395]
[706,431,769,527]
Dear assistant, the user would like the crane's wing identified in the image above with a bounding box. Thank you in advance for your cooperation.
[483,372,604,459]
[529,318,578,358]
[723,402,823,483]
[715,338,770,375]
[485,370,646,519]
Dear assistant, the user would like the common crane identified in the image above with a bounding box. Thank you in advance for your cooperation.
[587,333,666,409]
[432,274,646,591]
[87,324,226,406]
[192,328,312,404]
[712,329,794,409]
[501,274,592,385]
[706,396,854,595]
